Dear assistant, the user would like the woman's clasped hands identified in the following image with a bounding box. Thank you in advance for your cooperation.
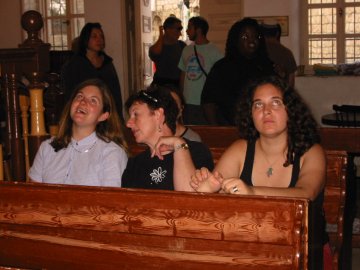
[190,167,253,195]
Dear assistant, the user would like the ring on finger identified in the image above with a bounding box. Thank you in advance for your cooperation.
[232,186,238,193]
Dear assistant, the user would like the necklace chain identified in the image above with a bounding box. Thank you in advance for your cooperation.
[71,140,97,154]
[259,144,284,178]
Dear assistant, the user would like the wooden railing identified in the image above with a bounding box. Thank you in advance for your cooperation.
[0,11,64,182]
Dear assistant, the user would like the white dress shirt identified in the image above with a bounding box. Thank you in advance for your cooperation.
[29,132,127,187]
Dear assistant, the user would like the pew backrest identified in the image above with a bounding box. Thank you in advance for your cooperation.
[187,126,360,153]
[0,182,308,270]
[323,150,348,269]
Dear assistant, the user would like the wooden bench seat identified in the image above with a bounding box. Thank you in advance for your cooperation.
[0,182,308,269]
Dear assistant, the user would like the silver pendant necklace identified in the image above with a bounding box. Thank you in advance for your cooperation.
[266,167,274,177]
[259,144,284,178]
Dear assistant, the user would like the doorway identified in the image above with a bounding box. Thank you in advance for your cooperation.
[124,0,200,92]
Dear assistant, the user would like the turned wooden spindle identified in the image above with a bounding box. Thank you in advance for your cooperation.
[0,144,3,181]
[19,95,30,181]
[8,74,26,181]
[27,72,50,166]
[2,74,12,158]
[29,73,47,136]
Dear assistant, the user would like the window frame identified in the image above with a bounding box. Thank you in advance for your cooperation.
[301,0,360,65]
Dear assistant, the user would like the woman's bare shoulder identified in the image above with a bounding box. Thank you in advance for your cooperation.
[228,139,248,150]
[302,143,326,162]
[218,139,247,161]
[215,139,247,176]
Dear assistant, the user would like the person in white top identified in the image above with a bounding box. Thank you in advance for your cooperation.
[29,78,128,187]
[178,16,223,124]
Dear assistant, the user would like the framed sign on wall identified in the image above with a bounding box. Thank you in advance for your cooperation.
[253,16,289,36]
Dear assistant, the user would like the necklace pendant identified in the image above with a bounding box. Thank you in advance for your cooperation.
[266,167,273,177]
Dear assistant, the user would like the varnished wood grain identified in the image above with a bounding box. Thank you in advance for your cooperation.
[128,145,347,269]
[0,182,308,269]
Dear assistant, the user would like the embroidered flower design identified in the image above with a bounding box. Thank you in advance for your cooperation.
[150,167,167,184]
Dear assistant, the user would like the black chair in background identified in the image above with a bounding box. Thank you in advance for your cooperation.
[333,104,360,127]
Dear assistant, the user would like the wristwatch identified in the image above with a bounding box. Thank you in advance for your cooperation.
[175,142,189,151]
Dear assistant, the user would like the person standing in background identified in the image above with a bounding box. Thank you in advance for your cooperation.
[167,86,202,142]
[201,18,276,125]
[61,23,124,121]
[149,17,186,88]
[178,16,223,125]
[261,23,297,88]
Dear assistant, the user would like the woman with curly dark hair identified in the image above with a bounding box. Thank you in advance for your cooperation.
[201,18,276,125]
[190,76,330,269]
[192,76,325,197]
[236,76,320,166]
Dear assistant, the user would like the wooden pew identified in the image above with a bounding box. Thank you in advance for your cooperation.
[0,182,308,270]
[323,150,348,270]
[128,141,347,270]
[319,127,360,152]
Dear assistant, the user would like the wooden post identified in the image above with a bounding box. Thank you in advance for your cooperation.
[27,72,49,166]
[8,74,26,181]
[19,10,50,73]
[2,74,12,159]
[19,95,30,181]
[0,145,3,181]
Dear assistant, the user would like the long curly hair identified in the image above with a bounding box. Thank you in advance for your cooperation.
[125,86,179,134]
[51,78,128,152]
[225,17,268,60]
[236,76,320,166]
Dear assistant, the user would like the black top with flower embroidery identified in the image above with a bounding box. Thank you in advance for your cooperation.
[121,140,214,190]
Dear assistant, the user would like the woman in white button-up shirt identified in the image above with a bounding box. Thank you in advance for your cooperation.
[29,78,128,187]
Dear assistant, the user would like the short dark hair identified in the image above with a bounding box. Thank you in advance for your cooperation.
[78,22,104,56]
[163,16,182,30]
[189,16,209,36]
[125,86,179,134]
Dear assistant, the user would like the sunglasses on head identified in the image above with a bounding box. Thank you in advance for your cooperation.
[138,90,158,103]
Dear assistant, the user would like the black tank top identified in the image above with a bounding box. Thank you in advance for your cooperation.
[239,140,300,186]
[239,140,326,269]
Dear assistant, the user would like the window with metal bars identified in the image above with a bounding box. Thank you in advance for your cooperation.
[22,0,85,51]
[304,0,360,64]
